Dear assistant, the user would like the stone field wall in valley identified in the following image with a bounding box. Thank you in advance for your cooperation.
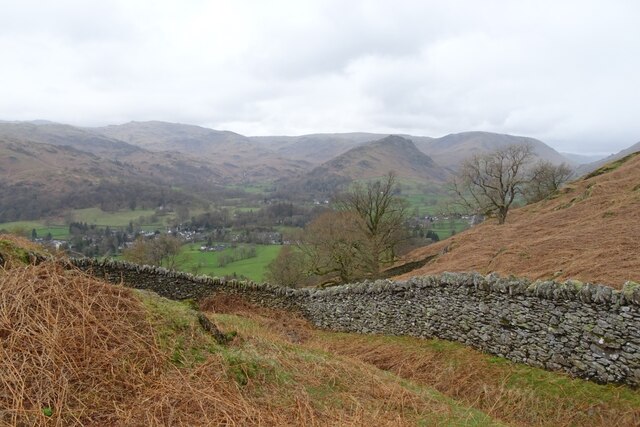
[70,258,640,386]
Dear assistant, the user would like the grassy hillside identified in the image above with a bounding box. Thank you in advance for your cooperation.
[393,152,640,288]
[1,238,639,425]
[0,252,495,425]
[212,297,640,427]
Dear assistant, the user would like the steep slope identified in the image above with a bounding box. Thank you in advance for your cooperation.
[577,141,640,176]
[256,131,566,171]
[0,121,141,157]
[415,131,570,169]
[253,132,387,164]
[0,137,215,221]
[307,135,449,182]
[392,152,640,288]
[560,152,608,165]
[94,121,307,181]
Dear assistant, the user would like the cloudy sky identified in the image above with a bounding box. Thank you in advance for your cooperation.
[1,0,638,153]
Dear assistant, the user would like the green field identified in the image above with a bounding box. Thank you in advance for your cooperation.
[72,207,169,226]
[430,219,470,239]
[178,243,282,282]
[0,221,70,239]
[0,208,173,240]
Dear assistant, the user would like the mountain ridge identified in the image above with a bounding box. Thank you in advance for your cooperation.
[305,135,449,182]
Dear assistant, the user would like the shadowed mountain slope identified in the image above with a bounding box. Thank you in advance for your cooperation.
[392,152,640,288]
[94,121,308,182]
[0,136,220,221]
[306,135,449,182]
[415,131,570,169]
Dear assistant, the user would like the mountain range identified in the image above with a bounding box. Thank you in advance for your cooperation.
[1,119,636,221]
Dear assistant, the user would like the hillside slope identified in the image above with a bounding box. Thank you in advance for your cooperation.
[0,122,141,157]
[94,121,308,181]
[577,140,640,176]
[415,131,570,169]
[254,132,387,164]
[0,137,215,221]
[0,240,498,426]
[2,238,639,426]
[393,153,640,288]
[307,135,449,182]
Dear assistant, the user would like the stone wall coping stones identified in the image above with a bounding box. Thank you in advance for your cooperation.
[69,257,640,306]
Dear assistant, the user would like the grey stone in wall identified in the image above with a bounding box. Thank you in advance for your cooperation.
[69,258,640,387]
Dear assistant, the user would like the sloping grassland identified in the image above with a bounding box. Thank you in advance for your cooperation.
[2,237,639,426]
[394,153,640,288]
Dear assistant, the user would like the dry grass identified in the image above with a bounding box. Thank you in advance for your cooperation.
[1,263,494,426]
[310,333,640,427]
[394,153,640,288]
[209,296,640,427]
[0,262,162,425]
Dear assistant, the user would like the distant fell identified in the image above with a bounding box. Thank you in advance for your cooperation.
[253,132,387,164]
[255,130,568,170]
[307,135,449,182]
[0,121,142,157]
[560,152,608,165]
[392,151,640,288]
[415,131,570,169]
[94,121,307,182]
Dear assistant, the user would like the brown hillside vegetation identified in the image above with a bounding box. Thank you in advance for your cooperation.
[0,244,493,426]
[394,152,640,288]
[209,295,640,427]
[3,239,640,425]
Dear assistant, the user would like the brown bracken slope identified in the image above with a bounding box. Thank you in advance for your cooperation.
[393,152,640,289]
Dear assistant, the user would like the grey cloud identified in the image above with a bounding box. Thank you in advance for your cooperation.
[0,0,639,153]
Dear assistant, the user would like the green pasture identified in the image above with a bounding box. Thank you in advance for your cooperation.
[72,207,169,226]
[178,243,282,282]
[430,219,470,239]
[0,208,174,240]
[0,221,70,239]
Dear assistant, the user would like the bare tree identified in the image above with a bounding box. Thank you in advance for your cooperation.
[265,246,308,288]
[123,234,183,269]
[525,161,574,203]
[268,173,409,286]
[297,211,368,285]
[452,144,534,225]
[336,172,409,275]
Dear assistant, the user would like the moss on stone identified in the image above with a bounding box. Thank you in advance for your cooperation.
[622,281,640,297]
[584,152,640,180]
[0,239,34,266]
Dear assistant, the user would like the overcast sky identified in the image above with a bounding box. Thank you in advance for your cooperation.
[1,0,638,153]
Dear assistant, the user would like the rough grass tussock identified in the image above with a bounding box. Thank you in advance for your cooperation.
[1,258,494,425]
[0,262,162,425]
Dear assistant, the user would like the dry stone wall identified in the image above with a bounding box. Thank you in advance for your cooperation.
[70,258,640,386]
